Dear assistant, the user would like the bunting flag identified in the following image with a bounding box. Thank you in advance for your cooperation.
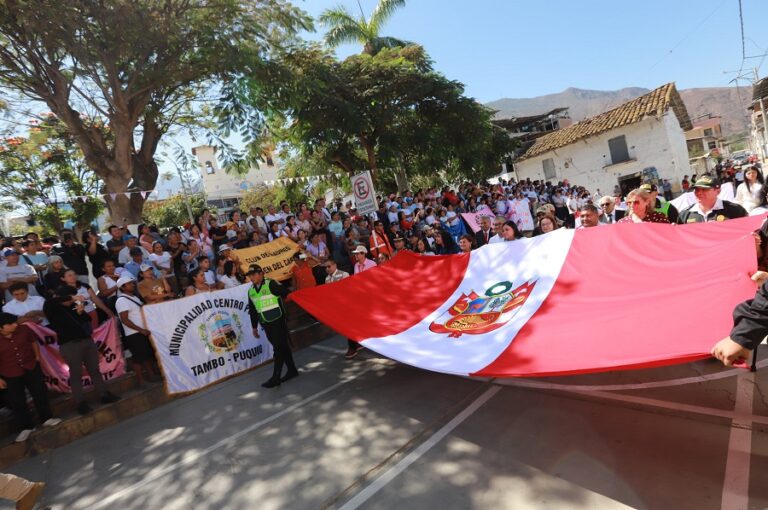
[109,193,118,201]
[292,216,767,378]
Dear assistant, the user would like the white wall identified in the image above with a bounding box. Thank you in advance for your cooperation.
[193,145,281,200]
[514,111,692,195]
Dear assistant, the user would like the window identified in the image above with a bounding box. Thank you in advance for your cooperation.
[703,128,713,137]
[708,141,717,150]
[205,161,215,174]
[542,158,556,180]
[608,135,630,165]
[266,156,274,167]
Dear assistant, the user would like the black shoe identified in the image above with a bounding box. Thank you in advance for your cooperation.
[77,402,93,415]
[261,378,281,388]
[280,369,299,383]
[100,392,121,404]
[345,345,362,359]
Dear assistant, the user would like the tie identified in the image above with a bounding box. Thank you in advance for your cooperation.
[607,215,613,224]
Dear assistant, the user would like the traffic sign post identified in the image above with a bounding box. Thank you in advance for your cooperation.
[352,170,377,215]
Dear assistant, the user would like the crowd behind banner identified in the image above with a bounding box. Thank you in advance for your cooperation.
[0,155,765,437]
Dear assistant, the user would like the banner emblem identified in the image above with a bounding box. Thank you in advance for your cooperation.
[429,281,537,338]
[199,311,244,354]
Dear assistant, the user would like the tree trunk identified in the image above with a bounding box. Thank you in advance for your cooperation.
[359,134,378,183]
[394,167,409,193]
[103,174,144,225]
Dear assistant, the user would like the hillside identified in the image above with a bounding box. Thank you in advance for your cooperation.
[486,86,750,134]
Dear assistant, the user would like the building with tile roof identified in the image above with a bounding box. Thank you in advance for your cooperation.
[513,83,693,197]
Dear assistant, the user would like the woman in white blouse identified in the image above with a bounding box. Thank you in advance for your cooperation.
[735,166,764,213]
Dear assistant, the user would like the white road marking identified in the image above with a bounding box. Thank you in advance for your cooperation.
[339,386,501,510]
[89,365,376,510]
[310,344,348,355]
[494,358,768,392]
[721,371,754,510]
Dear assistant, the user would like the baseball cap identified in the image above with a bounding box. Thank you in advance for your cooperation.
[639,183,658,193]
[246,264,263,275]
[3,249,18,257]
[393,236,405,242]
[352,246,368,254]
[116,275,136,288]
[139,264,153,273]
[218,244,232,254]
[693,175,720,189]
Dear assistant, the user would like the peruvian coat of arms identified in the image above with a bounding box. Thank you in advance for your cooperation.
[428,280,536,338]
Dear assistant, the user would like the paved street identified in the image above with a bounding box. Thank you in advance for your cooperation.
[2,335,768,510]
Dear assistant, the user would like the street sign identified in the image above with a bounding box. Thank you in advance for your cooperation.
[352,170,377,215]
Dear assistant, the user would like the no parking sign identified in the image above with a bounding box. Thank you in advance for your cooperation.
[352,170,377,215]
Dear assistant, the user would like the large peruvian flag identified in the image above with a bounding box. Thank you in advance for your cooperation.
[292,216,766,377]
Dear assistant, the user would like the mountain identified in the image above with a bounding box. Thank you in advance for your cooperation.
[486,86,750,134]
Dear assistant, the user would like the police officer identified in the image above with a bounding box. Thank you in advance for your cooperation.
[640,182,679,223]
[677,175,747,224]
[246,264,298,388]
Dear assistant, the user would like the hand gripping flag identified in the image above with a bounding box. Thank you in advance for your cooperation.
[292,216,767,377]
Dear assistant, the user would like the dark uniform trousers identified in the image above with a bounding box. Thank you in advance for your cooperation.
[263,317,296,379]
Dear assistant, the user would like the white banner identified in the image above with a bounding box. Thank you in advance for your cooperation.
[352,170,377,215]
[670,181,735,212]
[143,284,273,394]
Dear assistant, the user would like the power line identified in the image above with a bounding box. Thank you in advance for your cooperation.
[641,0,727,76]
[737,0,746,61]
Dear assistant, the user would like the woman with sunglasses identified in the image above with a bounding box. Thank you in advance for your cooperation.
[617,188,670,224]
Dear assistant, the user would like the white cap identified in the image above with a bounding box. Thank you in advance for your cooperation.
[116,275,136,288]
[352,245,368,254]
[139,264,153,273]
[218,244,232,253]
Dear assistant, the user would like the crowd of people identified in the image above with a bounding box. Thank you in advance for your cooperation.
[0,163,766,447]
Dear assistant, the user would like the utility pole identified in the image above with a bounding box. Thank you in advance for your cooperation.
[754,68,768,162]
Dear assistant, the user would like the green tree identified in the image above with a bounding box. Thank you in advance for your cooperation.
[319,0,410,55]
[0,0,310,224]
[142,193,211,229]
[0,115,104,234]
[243,45,515,186]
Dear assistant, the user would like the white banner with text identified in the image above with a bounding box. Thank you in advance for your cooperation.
[144,284,272,394]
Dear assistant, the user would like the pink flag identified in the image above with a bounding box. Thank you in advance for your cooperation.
[292,216,767,377]
[26,319,126,392]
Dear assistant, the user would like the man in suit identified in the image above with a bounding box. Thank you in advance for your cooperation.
[474,216,493,248]
[598,196,625,224]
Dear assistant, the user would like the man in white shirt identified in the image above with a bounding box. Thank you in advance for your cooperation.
[246,207,268,236]
[264,204,284,228]
[118,236,150,266]
[2,282,47,325]
[0,250,39,302]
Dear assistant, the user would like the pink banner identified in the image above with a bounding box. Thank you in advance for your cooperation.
[461,206,496,233]
[26,319,127,392]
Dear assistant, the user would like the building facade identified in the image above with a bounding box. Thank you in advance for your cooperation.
[684,117,728,157]
[191,145,281,213]
[751,77,768,162]
[513,83,692,197]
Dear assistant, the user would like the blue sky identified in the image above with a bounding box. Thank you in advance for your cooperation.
[157,0,768,198]
[298,0,768,102]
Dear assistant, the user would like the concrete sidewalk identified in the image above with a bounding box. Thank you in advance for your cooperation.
[2,335,766,510]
